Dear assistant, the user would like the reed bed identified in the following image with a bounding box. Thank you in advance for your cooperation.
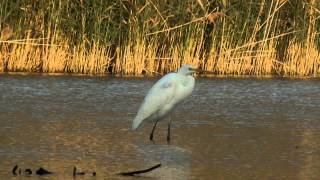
[0,0,319,76]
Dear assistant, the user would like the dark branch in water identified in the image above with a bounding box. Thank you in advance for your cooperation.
[12,165,18,175]
[12,164,160,177]
[118,163,161,176]
[25,168,32,175]
[73,166,85,176]
[36,167,52,175]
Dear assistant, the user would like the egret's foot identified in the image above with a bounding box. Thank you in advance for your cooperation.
[149,134,154,141]
[166,136,171,144]
[167,128,171,144]
[167,117,171,144]
[150,120,158,142]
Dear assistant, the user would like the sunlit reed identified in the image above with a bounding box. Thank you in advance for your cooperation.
[0,0,319,76]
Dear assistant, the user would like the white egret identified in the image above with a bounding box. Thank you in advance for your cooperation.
[132,64,200,142]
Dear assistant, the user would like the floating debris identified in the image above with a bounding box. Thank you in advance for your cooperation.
[24,168,32,175]
[73,166,85,176]
[12,165,18,175]
[119,163,161,176]
[36,167,52,175]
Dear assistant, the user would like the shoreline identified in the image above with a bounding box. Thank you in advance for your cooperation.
[1,71,319,80]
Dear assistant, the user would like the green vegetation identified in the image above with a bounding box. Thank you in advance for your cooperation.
[0,0,319,76]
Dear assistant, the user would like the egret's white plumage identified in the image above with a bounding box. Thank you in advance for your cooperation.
[132,64,198,141]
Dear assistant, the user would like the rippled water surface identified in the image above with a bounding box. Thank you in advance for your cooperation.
[1,74,320,179]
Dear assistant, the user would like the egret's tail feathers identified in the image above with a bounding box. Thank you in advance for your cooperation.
[132,117,143,130]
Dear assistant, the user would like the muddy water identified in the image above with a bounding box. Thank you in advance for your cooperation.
[0,74,320,179]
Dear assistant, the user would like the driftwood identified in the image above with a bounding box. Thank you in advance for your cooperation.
[72,166,96,176]
[36,167,52,175]
[12,163,162,177]
[12,165,52,176]
[73,166,85,176]
[12,165,18,175]
[24,169,32,175]
[118,163,161,176]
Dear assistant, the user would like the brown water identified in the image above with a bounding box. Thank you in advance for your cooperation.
[0,74,320,179]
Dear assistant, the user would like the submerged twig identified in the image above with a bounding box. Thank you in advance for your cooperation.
[73,166,85,176]
[118,163,161,176]
[12,165,18,175]
[36,167,52,175]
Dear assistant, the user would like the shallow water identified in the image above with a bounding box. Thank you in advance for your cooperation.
[0,74,320,179]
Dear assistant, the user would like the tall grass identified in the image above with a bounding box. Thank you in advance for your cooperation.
[0,0,319,76]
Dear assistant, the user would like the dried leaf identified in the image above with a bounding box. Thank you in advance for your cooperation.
[1,25,13,41]
[206,12,225,23]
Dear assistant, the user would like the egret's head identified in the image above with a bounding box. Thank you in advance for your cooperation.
[178,64,199,75]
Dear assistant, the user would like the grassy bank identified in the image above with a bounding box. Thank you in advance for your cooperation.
[0,0,319,76]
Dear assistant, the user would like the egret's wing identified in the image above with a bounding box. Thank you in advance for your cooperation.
[132,73,176,130]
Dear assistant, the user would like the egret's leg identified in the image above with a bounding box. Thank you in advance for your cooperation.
[149,120,159,141]
[167,116,172,143]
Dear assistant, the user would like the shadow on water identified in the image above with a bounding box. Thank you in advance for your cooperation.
[0,74,320,179]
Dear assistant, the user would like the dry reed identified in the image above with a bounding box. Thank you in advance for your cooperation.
[0,0,319,77]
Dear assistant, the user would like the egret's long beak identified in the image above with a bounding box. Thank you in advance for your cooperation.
[189,68,201,73]
[190,68,211,74]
